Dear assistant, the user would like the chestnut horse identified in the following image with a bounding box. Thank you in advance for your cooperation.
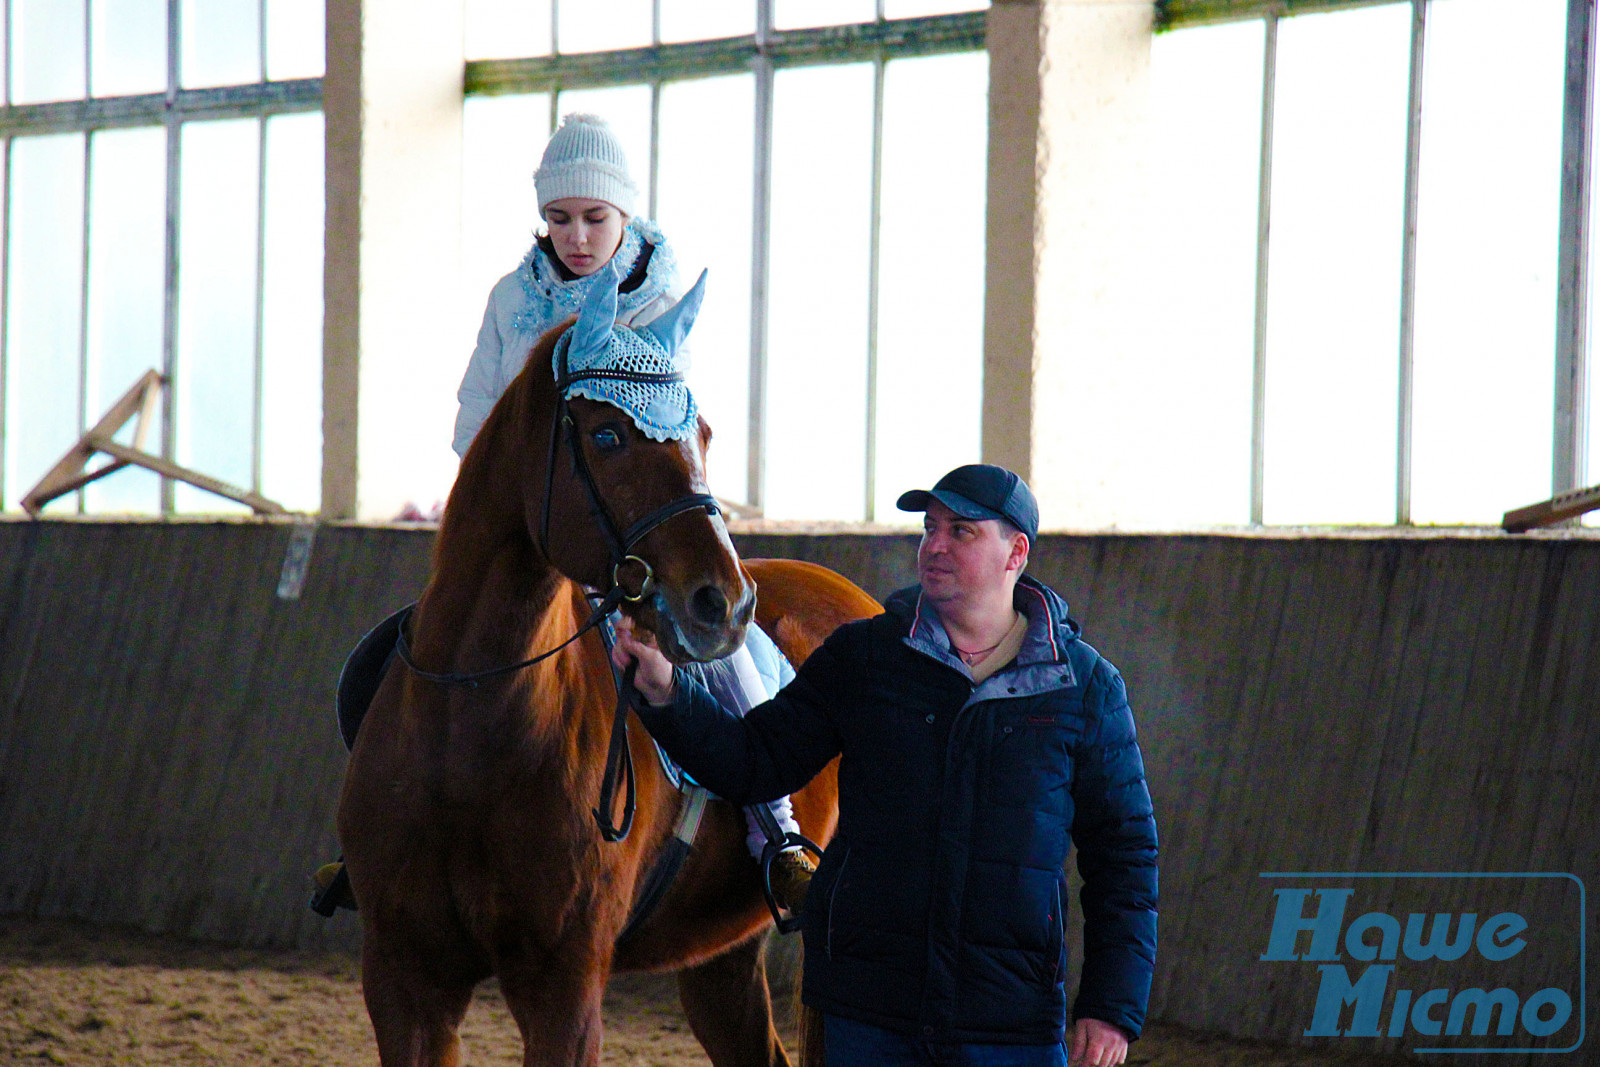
[337,277,879,1067]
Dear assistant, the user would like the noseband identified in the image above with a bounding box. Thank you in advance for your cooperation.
[394,327,724,843]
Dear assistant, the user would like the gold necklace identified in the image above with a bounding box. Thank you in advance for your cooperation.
[951,612,1021,662]
[951,638,1003,661]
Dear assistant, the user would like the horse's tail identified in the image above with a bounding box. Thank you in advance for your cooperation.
[786,937,825,1067]
[796,1000,825,1067]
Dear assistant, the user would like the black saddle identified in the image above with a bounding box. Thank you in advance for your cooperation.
[335,604,411,750]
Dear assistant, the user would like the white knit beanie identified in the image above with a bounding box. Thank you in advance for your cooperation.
[534,113,639,217]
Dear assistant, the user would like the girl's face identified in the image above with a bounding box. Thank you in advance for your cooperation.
[544,197,626,276]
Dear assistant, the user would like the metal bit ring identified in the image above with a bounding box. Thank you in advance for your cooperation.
[614,555,656,603]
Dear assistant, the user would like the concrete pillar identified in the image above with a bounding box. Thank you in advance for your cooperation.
[323,0,465,519]
[983,0,1153,528]
[982,0,1044,483]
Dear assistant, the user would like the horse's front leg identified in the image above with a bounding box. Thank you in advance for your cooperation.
[677,929,791,1067]
[360,929,478,1067]
[496,938,611,1067]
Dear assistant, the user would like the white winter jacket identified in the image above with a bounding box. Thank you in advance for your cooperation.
[453,218,680,457]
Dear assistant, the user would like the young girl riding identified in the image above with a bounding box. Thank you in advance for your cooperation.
[455,114,815,910]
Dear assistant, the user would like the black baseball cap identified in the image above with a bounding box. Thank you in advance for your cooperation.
[896,464,1039,546]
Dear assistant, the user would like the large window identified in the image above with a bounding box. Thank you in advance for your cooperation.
[461,1,989,521]
[10,1,1595,530]
[0,0,324,514]
[1152,0,1591,528]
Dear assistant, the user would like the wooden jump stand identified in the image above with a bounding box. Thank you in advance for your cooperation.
[1502,483,1600,533]
[21,370,286,518]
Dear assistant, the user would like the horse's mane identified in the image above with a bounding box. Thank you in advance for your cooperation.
[436,320,575,563]
[417,317,612,773]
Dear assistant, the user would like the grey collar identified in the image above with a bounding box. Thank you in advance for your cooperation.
[902,582,1076,697]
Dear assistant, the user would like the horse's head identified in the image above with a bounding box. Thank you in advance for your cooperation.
[527,266,753,662]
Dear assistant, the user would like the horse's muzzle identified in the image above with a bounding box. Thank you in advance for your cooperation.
[687,580,756,630]
[655,576,754,663]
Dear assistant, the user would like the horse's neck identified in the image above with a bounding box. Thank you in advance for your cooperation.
[417,364,567,669]
[413,358,612,730]
[415,480,567,676]
[419,524,550,659]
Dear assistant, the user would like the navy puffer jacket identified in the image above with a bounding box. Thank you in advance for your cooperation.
[634,575,1158,1044]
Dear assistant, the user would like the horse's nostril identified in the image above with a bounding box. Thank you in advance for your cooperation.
[690,585,730,626]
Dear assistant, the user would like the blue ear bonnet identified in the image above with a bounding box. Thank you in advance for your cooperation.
[554,265,707,443]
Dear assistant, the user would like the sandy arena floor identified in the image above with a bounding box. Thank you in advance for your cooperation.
[0,916,1412,1066]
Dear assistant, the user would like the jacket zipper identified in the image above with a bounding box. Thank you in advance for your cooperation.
[826,845,851,960]
[1053,881,1066,982]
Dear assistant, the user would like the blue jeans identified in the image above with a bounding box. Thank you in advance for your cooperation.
[824,1014,1069,1067]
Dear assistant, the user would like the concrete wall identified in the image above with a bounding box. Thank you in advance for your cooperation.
[0,519,1594,1061]
[0,519,429,952]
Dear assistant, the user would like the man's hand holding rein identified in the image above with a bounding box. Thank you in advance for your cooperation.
[612,617,677,707]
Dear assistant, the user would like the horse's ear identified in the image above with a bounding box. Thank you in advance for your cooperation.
[568,261,622,364]
[639,269,708,355]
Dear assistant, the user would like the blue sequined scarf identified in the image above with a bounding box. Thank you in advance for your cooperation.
[509,218,678,339]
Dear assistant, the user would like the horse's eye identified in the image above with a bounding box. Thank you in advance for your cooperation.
[591,426,624,453]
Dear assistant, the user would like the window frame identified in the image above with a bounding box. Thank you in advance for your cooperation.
[465,3,986,519]
[1163,0,1596,523]
[0,1,320,512]
[9,1,1590,526]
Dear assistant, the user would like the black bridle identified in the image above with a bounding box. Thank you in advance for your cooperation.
[538,332,720,592]
[395,329,721,842]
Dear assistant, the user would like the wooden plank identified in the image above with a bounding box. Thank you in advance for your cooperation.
[94,440,287,515]
[1503,481,1600,531]
[20,371,162,514]
[20,371,289,518]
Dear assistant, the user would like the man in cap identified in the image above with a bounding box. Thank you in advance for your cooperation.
[615,464,1157,1067]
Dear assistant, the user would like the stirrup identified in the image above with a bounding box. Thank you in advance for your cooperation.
[309,859,358,916]
[760,832,822,935]
[770,849,816,913]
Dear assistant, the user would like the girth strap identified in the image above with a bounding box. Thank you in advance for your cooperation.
[615,785,710,945]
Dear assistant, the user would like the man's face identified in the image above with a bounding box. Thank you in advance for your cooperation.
[916,499,1027,607]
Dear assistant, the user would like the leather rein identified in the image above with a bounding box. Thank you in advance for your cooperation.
[395,330,720,843]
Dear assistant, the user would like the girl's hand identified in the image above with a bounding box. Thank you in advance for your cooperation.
[611,617,677,706]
